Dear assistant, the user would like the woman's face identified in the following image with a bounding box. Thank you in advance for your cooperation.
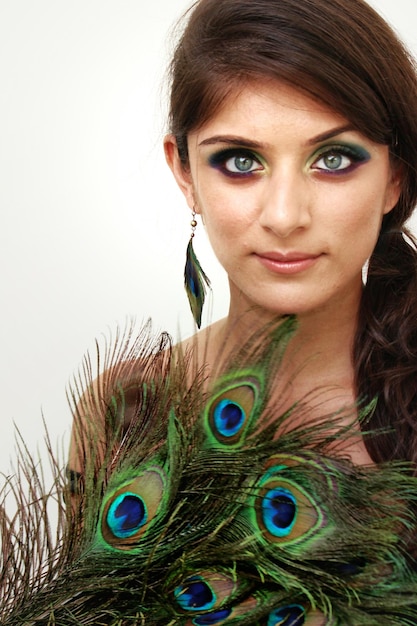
[165,80,401,320]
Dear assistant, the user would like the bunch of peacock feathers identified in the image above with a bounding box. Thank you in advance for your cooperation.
[1,317,417,625]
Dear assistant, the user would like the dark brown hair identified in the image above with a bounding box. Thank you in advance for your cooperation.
[167,0,417,466]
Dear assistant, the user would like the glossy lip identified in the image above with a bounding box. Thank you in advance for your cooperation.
[255,251,322,275]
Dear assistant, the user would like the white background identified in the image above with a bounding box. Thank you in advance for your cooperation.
[1,0,416,473]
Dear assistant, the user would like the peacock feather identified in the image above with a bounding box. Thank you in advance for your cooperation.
[1,317,417,625]
[184,238,211,329]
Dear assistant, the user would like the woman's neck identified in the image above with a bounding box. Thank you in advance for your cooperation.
[218,272,363,375]
[183,296,374,466]
[189,298,359,438]
[219,299,356,367]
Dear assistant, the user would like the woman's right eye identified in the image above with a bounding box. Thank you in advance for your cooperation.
[208,149,263,177]
[224,154,261,173]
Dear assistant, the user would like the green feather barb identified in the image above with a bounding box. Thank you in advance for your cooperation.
[184,238,211,328]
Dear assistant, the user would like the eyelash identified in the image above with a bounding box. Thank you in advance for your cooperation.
[208,149,263,178]
[311,144,371,175]
[207,145,370,178]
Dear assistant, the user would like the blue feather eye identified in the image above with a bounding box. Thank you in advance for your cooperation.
[174,570,253,624]
[106,492,147,538]
[174,576,216,611]
[251,457,324,547]
[256,478,321,545]
[205,379,260,445]
[100,468,166,550]
[213,399,245,437]
[262,488,297,538]
[267,604,306,625]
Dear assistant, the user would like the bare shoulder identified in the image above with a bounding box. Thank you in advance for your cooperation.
[174,318,228,373]
[68,327,173,474]
[68,321,226,478]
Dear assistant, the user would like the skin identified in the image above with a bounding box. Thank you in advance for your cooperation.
[164,79,402,465]
[69,80,401,478]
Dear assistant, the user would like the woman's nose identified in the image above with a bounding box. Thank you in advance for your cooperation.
[258,169,311,238]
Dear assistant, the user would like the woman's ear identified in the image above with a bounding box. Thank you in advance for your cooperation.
[383,161,403,215]
[164,134,195,209]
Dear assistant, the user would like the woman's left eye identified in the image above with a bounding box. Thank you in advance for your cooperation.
[314,152,351,171]
[311,145,370,174]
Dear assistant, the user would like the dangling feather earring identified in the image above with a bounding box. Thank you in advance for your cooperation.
[184,208,211,328]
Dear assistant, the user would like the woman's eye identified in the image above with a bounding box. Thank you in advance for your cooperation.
[314,151,352,172]
[208,149,263,177]
[224,154,262,173]
[311,145,370,175]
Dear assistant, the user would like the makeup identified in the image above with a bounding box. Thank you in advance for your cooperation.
[207,141,371,180]
[208,148,264,178]
[256,252,322,275]
[310,143,371,175]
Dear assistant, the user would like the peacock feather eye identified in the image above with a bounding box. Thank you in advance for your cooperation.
[173,570,246,613]
[174,576,216,611]
[262,488,297,538]
[266,604,306,625]
[205,378,260,446]
[251,459,324,546]
[106,492,147,538]
[256,478,321,544]
[174,570,258,624]
[100,467,166,550]
[213,398,245,438]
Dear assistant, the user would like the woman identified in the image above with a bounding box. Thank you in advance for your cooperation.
[65,0,417,623]
[163,0,417,469]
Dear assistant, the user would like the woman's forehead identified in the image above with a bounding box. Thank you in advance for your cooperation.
[191,78,351,139]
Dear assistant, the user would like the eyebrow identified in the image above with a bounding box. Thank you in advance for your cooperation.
[307,124,355,145]
[198,136,264,149]
[198,125,356,150]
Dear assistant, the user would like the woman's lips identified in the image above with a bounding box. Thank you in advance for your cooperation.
[256,251,321,275]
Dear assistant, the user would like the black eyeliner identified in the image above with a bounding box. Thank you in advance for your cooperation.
[316,143,370,160]
[207,147,263,177]
[311,143,371,174]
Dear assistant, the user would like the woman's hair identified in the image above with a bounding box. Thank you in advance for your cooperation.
[167,0,417,466]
